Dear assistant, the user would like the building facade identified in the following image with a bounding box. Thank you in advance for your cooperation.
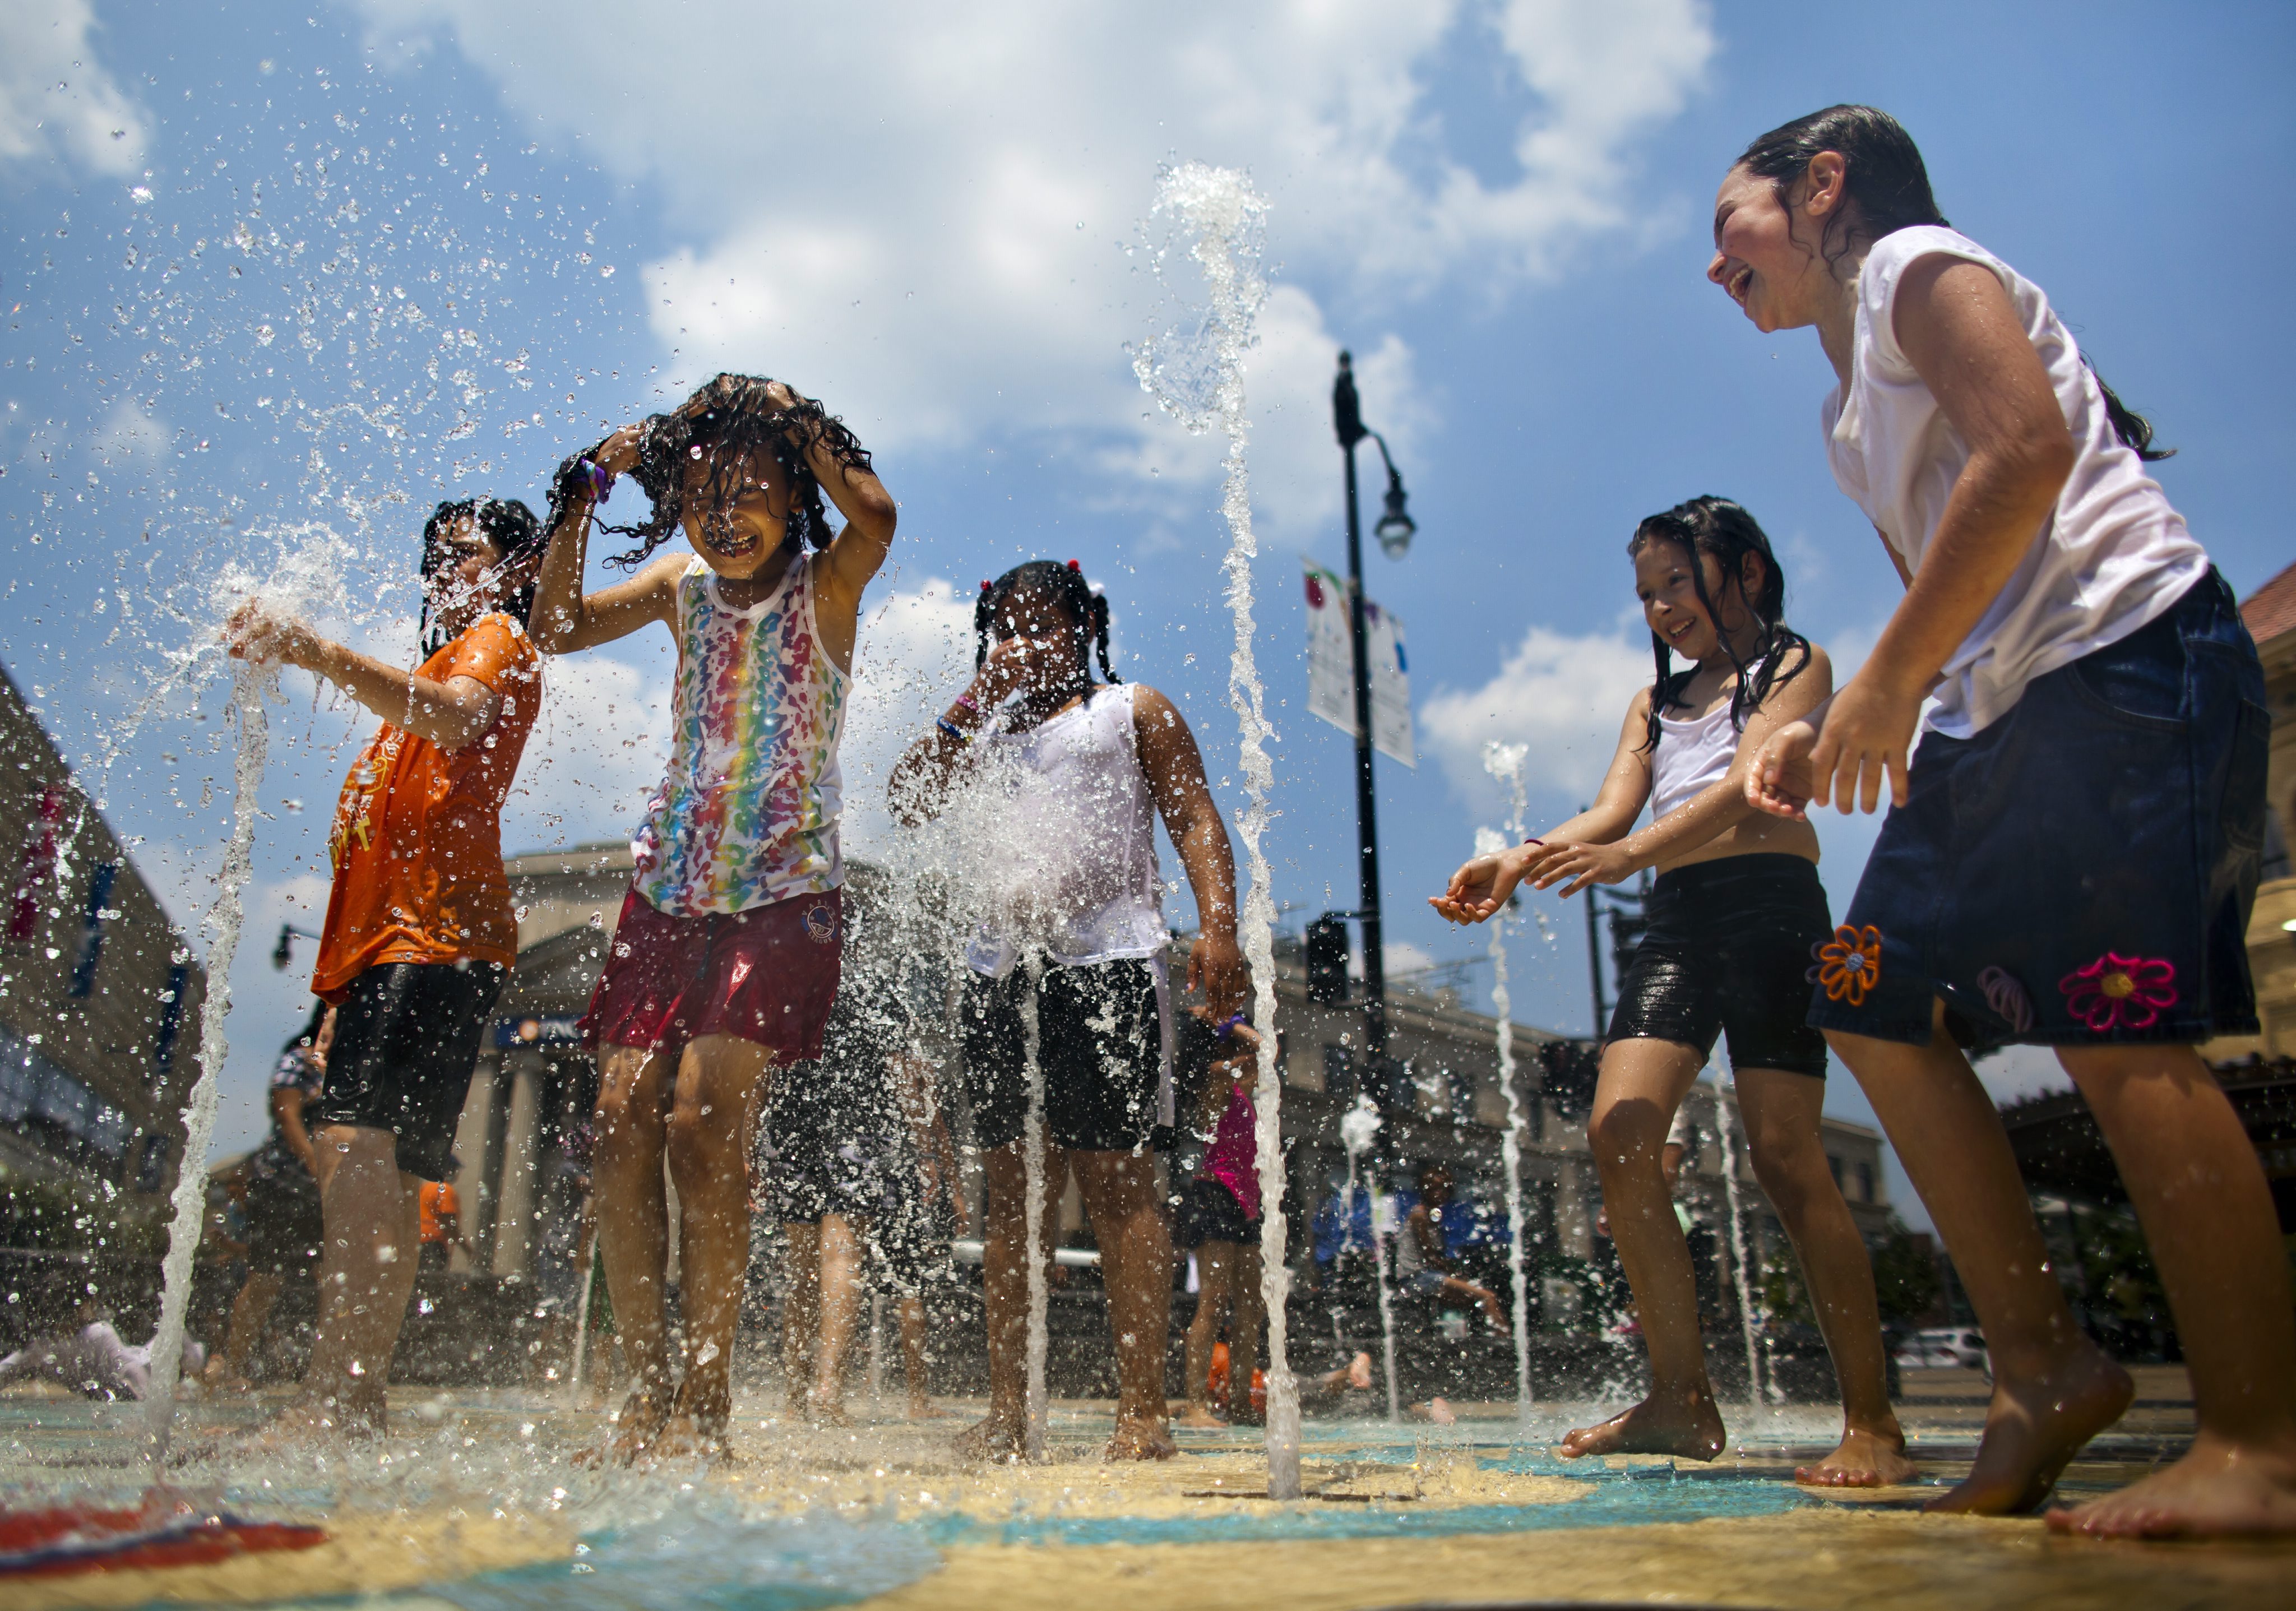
[0,663,209,1199]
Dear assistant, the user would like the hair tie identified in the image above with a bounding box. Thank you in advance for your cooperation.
[1066,558,1082,572]
[979,579,993,592]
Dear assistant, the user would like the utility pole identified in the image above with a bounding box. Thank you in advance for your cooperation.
[1333,352,1386,1057]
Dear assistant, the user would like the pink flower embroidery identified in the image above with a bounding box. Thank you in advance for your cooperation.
[2058,953,2178,1033]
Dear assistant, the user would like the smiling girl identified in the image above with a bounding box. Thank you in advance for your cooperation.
[528,374,896,1464]
[1714,105,2295,1537]
[1432,496,1908,1488]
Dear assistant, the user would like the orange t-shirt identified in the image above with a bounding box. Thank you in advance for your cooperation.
[311,613,541,999]
[418,1179,460,1244]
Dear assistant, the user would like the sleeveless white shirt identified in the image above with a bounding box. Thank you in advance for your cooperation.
[963,683,1168,978]
[1649,700,1738,823]
[1823,226,2207,738]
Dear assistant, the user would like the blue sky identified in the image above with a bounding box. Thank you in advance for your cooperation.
[4,1,2292,1226]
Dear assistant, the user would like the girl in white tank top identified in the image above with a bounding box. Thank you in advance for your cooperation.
[892,560,1247,1463]
[1433,497,1916,1490]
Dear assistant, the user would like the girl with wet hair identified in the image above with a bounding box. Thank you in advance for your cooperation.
[1433,497,1909,1489]
[891,561,1247,1463]
[420,496,544,653]
[1715,105,2294,1536]
[526,374,897,1466]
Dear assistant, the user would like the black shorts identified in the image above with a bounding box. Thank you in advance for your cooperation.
[1177,1175,1259,1250]
[1607,854,1830,1078]
[242,1166,323,1276]
[961,958,1170,1153]
[316,961,503,1179]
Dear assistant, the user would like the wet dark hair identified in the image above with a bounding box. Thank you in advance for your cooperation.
[554,373,874,572]
[1735,105,2170,462]
[973,559,1118,685]
[1628,496,1811,752]
[420,496,544,654]
[282,997,329,1059]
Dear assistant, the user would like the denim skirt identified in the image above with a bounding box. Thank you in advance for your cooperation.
[1808,570,2266,1050]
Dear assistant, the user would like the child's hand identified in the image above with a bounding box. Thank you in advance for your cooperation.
[1529,839,1638,897]
[972,630,1054,707]
[223,600,315,669]
[592,424,644,479]
[1807,673,1919,814]
[1187,928,1249,1019]
[1746,719,1818,819]
[1429,846,1530,924]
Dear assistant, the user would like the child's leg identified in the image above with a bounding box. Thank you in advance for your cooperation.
[1561,1038,1721,1461]
[662,1033,776,1443]
[215,1270,284,1384]
[1830,1011,2131,1515]
[898,1295,941,1415]
[963,1141,1067,1459]
[294,1127,422,1434]
[1734,1066,1913,1486]
[2047,1043,2296,1536]
[1073,1149,1177,1459]
[809,1212,866,1421]
[780,1220,821,1414]
[1180,1238,1234,1425]
[592,1044,676,1431]
[1230,1240,1265,1421]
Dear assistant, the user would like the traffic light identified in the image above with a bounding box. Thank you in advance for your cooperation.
[1306,914,1350,1004]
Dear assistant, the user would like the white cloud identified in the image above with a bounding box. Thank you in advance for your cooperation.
[1420,615,1652,816]
[0,2,147,177]
[840,575,980,856]
[354,0,1712,516]
[501,648,674,856]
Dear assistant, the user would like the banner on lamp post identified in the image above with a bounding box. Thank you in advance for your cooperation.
[1303,559,1414,768]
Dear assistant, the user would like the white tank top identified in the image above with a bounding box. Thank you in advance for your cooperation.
[1823,226,2208,739]
[963,682,1168,977]
[1649,700,1737,823]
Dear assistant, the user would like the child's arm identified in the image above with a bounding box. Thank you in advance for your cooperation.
[526,425,683,654]
[224,607,506,752]
[887,634,1039,826]
[789,383,899,675]
[1428,692,1654,924]
[1133,686,1248,1018]
[1532,643,1834,896]
[1802,254,2075,814]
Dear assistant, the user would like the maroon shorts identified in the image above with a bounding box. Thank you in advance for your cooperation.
[578,886,843,1063]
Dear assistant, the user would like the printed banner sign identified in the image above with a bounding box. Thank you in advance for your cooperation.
[1302,559,1414,767]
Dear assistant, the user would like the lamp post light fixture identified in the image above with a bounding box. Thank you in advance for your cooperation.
[1330,349,1417,1060]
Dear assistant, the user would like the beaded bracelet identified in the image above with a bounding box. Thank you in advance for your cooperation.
[936,717,970,745]
[578,458,615,501]
[953,692,980,716]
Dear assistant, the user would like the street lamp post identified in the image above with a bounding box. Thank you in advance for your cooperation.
[1331,350,1415,1061]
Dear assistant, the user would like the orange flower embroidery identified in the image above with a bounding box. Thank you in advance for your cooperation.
[1813,924,1884,1006]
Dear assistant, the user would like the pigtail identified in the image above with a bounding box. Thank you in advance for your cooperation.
[973,578,997,669]
[1091,590,1119,684]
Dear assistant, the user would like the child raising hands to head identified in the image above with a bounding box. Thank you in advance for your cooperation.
[528,374,896,1465]
[1434,496,1910,1490]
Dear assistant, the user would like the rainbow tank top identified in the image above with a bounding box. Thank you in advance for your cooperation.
[631,555,846,915]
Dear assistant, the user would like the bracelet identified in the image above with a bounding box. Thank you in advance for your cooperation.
[936,717,970,745]
[1522,837,1545,847]
[953,692,980,716]
[578,458,615,501]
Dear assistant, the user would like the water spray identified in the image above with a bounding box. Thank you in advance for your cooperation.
[142,664,271,1463]
[1133,161,1299,1497]
[1019,951,1050,1460]
[1338,1096,1400,1425]
[1479,740,1536,1426]
[1710,1073,1768,1414]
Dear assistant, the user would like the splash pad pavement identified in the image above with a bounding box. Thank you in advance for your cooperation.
[3,1367,2289,1609]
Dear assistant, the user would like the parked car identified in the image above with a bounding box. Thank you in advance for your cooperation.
[1892,1326,1991,1373]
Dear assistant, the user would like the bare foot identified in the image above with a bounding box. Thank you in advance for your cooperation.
[1409,1397,1457,1426]
[592,1385,670,1468]
[1796,1424,1918,1487]
[906,1397,954,1420]
[1174,1403,1229,1430]
[1345,1352,1373,1391]
[2047,1429,2296,1538]
[1929,1344,2131,1516]
[955,1412,1027,1463]
[1558,1390,1726,1462]
[237,1399,373,1451]
[1107,1411,1178,1461]
[806,1395,853,1429]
